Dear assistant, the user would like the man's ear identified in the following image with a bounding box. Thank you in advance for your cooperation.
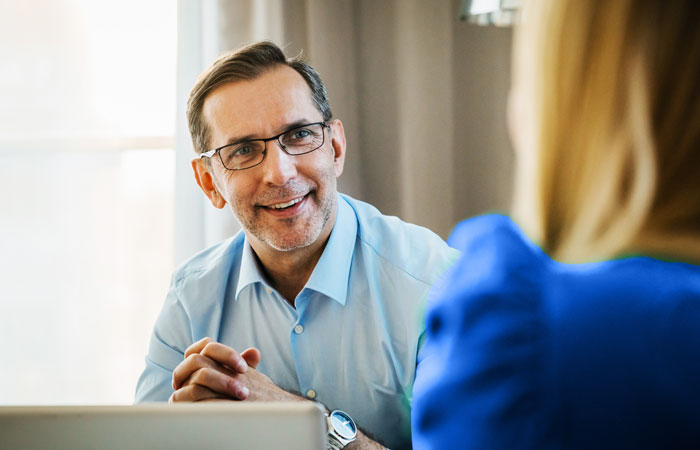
[328,119,346,177]
[191,158,227,209]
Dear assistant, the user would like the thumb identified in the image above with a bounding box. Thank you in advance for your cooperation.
[241,347,261,369]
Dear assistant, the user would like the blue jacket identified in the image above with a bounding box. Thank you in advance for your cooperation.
[413,214,700,449]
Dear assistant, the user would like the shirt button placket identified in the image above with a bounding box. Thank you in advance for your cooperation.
[292,292,314,405]
[293,322,313,401]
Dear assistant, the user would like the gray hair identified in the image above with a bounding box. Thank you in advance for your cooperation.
[187,41,333,154]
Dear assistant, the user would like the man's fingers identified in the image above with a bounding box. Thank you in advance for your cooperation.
[183,338,247,374]
[174,339,250,398]
[241,347,261,369]
[172,353,219,390]
[172,354,250,400]
[184,337,215,358]
[169,383,230,403]
[188,367,250,400]
[200,342,248,374]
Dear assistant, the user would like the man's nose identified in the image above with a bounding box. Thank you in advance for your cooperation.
[261,140,297,186]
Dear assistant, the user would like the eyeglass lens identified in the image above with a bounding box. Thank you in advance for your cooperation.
[219,123,325,170]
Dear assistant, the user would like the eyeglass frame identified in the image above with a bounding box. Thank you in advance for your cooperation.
[197,121,331,171]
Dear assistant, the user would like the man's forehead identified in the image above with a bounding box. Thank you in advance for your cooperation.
[202,66,319,140]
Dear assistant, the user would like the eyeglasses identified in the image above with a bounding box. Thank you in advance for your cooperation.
[198,122,329,170]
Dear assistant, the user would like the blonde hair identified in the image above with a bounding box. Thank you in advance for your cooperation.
[512,0,700,263]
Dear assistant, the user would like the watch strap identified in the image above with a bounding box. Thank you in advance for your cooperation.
[327,435,345,450]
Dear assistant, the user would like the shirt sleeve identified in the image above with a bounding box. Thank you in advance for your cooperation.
[134,279,193,403]
[411,215,548,450]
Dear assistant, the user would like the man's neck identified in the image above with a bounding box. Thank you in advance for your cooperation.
[247,222,335,306]
[255,240,328,306]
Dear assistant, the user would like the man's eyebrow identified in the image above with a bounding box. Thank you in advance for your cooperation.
[222,119,316,146]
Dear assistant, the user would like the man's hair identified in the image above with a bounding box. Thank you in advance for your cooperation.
[512,0,700,262]
[187,41,333,155]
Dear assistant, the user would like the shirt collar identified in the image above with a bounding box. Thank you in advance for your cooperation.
[235,237,268,300]
[234,194,357,305]
[303,194,357,305]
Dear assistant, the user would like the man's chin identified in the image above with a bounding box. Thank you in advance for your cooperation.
[245,195,335,253]
[251,222,321,252]
[261,235,317,252]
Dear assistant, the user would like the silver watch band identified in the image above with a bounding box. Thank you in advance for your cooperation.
[327,436,345,450]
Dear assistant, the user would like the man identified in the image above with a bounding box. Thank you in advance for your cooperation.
[135,41,458,450]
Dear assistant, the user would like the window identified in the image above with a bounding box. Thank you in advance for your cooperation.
[0,0,177,404]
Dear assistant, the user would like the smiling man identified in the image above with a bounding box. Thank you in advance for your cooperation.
[135,41,458,450]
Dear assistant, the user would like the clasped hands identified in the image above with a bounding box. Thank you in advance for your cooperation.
[169,337,290,403]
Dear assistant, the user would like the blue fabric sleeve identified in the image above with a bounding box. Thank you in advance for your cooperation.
[412,215,550,450]
[134,279,192,403]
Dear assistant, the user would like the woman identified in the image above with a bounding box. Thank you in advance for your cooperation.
[412,0,700,448]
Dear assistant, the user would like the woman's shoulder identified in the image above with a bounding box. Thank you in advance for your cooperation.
[414,215,700,449]
[414,215,551,449]
[430,213,549,338]
[426,215,549,344]
[447,213,540,256]
[432,214,548,306]
[548,255,700,342]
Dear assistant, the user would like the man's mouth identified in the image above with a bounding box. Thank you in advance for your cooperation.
[266,196,305,210]
[258,193,312,217]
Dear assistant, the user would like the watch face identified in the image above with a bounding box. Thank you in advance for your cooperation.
[330,410,357,440]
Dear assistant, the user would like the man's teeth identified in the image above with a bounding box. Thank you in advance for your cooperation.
[269,197,304,209]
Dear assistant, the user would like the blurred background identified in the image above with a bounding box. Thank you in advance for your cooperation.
[0,0,513,404]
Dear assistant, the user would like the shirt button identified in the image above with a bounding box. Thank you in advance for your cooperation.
[265,287,272,294]
[294,324,304,334]
[306,389,316,399]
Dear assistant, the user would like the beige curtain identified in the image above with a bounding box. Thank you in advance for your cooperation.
[175,0,513,263]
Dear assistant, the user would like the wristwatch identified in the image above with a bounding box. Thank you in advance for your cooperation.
[326,409,358,450]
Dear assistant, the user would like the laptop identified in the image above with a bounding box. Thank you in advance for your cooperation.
[0,402,326,450]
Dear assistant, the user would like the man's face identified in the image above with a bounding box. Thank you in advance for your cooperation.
[194,66,346,253]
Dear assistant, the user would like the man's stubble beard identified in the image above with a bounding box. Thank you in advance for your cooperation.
[230,170,337,252]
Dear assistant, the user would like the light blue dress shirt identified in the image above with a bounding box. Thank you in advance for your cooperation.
[135,193,458,449]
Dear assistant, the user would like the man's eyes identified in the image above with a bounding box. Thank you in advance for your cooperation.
[292,129,311,139]
[233,145,255,156]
